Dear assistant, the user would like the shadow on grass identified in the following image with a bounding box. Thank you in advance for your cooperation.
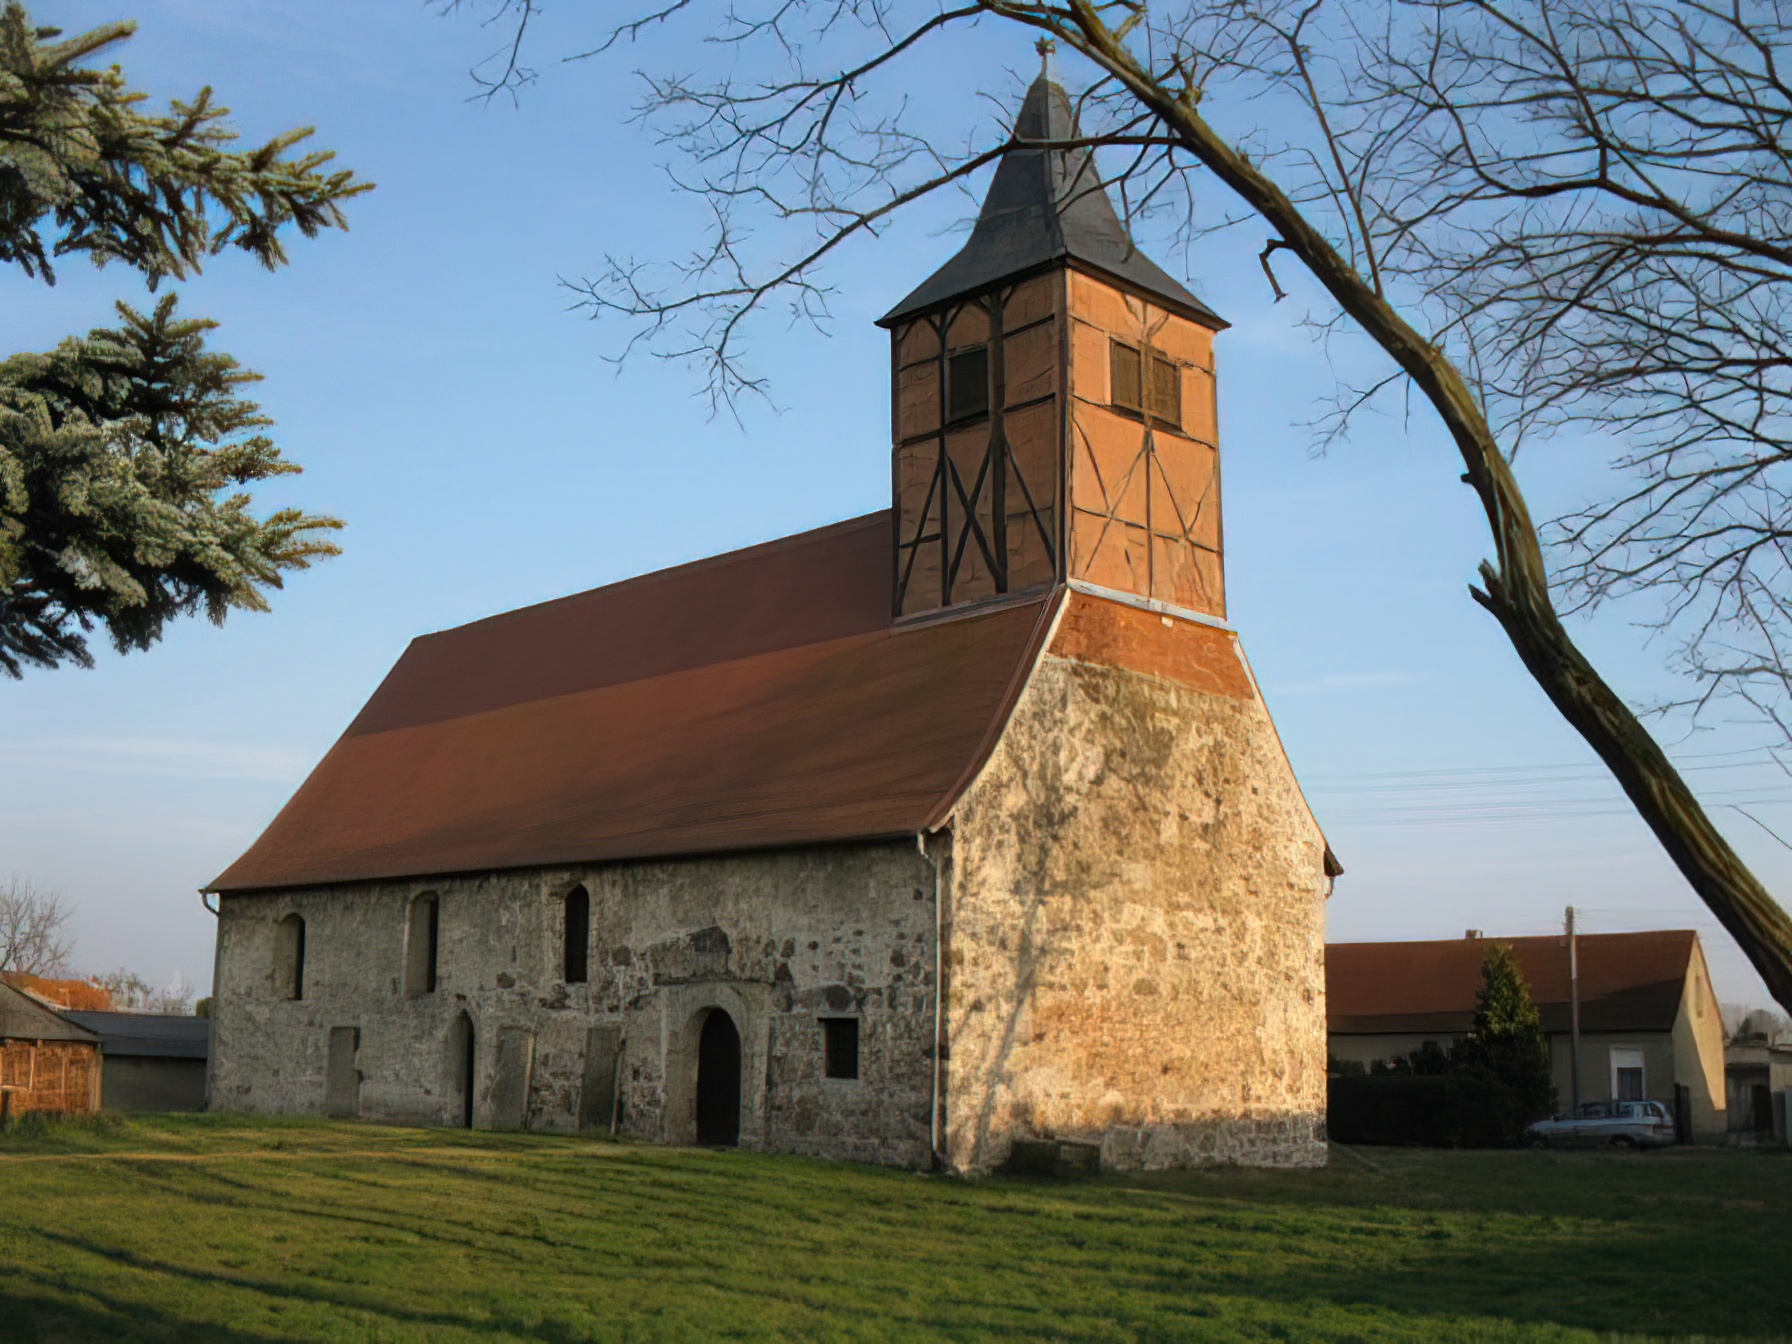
[8,1124,1791,1342]
[2,1277,301,1344]
[15,1224,614,1344]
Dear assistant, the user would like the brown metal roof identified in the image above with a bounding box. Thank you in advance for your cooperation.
[211,513,1060,893]
[1327,930,1699,1036]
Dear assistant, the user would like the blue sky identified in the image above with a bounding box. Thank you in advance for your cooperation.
[6,0,1788,1008]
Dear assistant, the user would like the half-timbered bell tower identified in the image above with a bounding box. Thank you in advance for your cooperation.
[880,74,1229,622]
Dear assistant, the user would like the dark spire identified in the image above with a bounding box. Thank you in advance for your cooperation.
[879,75,1224,328]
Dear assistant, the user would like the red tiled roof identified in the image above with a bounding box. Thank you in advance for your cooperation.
[1327,930,1699,1036]
[211,513,1060,892]
[0,973,113,1012]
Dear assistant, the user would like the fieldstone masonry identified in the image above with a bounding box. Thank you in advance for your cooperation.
[943,642,1330,1172]
[211,841,940,1168]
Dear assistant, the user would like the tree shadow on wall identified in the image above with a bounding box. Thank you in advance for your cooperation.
[956,757,1087,1167]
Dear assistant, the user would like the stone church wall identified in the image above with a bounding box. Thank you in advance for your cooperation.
[210,840,939,1167]
[941,609,1330,1172]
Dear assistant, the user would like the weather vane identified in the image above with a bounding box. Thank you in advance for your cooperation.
[1036,36,1055,76]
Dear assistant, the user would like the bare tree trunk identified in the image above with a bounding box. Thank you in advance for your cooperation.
[1046,5,1792,1011]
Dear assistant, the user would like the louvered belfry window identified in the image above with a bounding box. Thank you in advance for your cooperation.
[946,345,990,422]
[1110,338,1181,430]
[1150,352,1182,427]
[1109,339,1143,413]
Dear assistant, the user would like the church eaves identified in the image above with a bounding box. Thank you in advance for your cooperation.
[880,74,1225,328]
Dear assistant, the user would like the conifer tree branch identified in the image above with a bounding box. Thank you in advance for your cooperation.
[0,2,371,286]
[0,296,342,677]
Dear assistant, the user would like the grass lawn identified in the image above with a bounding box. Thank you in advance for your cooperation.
[0,1116,1786,1342]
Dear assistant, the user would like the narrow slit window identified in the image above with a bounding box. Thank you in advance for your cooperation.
[406,894,439,996]
[946,345,990,422]
[1109,339,1142,413]
[822,1017,859,1080]
[1149,355,1182,429]
[563,885,590,984]
[276,913,306,1001]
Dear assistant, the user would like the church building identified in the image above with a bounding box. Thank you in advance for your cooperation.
[206,74,1336,1172]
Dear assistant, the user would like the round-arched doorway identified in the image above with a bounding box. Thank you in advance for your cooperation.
[694,1008,741,1146]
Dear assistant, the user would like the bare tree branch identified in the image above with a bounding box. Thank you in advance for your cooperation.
[0,875,73,976]
[441,0,1792,1011]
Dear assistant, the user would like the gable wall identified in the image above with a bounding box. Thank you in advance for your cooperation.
[940,595,1328,1171]
[1672,947,1728,1135]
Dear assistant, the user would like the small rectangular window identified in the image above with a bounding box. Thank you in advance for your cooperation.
[1149,355,1182,428]
[424,899,438,993]
[1109,339,1142,412]
[946,346,989,422]
[406,895,439,997]
[564,886,590,984]
[276,913,306,1001]
[822,1017,859,1080]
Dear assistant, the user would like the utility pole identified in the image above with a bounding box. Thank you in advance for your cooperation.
[1566,905,1582,1113]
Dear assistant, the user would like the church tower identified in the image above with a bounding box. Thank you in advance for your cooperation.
[880,72,1227,622]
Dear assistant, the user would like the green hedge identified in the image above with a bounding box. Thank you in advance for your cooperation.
[1327,1072,1526,1147]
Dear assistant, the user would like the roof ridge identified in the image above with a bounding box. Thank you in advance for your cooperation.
[1329,929,1695,948]
[415,511,889,644]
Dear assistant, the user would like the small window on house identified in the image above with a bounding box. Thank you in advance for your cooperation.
[275,913,306,1001]
[946,345,990,422]
[1611,1047,1646,1102]
[822,1017,859,1080]
[563,885,590,984]
[405,893,439,996]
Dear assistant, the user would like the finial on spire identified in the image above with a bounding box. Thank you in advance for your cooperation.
[1035,36,1055,78]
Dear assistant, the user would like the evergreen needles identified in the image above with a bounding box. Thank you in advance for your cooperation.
[0,2,367,675]
[1456,942,1557,1126]
[0,296,342,675]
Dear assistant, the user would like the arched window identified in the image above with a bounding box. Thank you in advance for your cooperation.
[563,885,589,984]
[405,893,439,996]
[274,913,306,1001]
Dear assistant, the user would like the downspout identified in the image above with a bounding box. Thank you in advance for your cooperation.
[200,890,220,1111]
[918,831,944,1169]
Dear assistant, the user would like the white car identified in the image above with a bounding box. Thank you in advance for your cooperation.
[1526,1099,1678,1149]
